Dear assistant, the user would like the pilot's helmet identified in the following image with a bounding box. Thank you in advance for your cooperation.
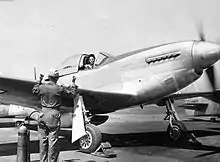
[45,68,59,81]
[48,68,59,78]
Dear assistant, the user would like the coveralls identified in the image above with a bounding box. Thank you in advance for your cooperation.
[32,80,77,162]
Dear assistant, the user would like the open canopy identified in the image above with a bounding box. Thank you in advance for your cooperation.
[55,52,115,77]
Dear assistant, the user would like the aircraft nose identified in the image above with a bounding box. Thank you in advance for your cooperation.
[193,41,220,69]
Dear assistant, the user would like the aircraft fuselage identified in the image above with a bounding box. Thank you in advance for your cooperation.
[58,41,212,112]
[0,40,219,127]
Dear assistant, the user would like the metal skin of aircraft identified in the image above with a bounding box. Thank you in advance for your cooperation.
[172,60,220,122]
[0,39,220,153]
[176,97,220,122]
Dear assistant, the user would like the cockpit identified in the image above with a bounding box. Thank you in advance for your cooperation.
[56,52,114,77]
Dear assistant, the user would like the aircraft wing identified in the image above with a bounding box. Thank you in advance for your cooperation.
[169,90,220,102]
[170,92,212,100]
[0,76,40,108]
[0,76,134,114]
[178,102,208,111]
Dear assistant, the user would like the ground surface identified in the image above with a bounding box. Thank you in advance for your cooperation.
[0,105,220,162]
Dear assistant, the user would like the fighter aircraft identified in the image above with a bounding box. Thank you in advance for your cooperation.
[0,34,219,153]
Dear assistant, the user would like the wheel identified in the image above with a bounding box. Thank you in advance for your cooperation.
[15,121,24,127]
[167,120,188,144]
[79,124,102,153]
[210,117,216,123]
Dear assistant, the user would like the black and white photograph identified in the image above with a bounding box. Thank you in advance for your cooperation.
[0,0,220,161]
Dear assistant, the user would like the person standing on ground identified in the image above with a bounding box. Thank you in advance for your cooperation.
[32,69,77,162]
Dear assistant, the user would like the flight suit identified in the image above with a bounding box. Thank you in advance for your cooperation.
[33,80,77,162]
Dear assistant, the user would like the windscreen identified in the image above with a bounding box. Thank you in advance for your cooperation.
[55,54,82,77]
[95,52,113,67]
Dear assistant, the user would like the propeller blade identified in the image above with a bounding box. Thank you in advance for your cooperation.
[198,23,205,41]
[205,65,216,90]
[196,21,205,41]
[216,37,220,44]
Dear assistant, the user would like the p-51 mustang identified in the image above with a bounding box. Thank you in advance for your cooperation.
[0,37,220,153]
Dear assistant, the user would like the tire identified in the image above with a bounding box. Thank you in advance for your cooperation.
[15,121,24,127]
[210,117,216,123]
[167,120,188,144]
[79,124,102,153]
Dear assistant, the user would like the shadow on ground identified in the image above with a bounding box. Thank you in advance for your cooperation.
[0,127,78,156]
[1,122,220,159]
[0,138,79,157]
[101,129,220,154]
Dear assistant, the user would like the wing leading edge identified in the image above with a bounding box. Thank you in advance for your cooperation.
[0,76,135,114]
[170,90,220,104]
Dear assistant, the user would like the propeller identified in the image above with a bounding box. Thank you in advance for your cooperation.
[205,64,220,101]
[196,22,218,93]
[205,65,216,91]
[197,23,205,41]
[197,21,205,41]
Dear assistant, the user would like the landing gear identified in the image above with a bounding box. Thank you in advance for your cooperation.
[164,99,191,144]
[79,123,102,153]
[210,117,217,123]
[76,97,102,153]
[167,120,188,143]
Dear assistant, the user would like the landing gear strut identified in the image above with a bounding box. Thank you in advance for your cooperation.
[76,96,103,153]
[164,99,201,145]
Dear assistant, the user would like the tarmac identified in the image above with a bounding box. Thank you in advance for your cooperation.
[0,105,220,162]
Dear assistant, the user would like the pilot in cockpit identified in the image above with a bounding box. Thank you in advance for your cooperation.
[80,54,96,70]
